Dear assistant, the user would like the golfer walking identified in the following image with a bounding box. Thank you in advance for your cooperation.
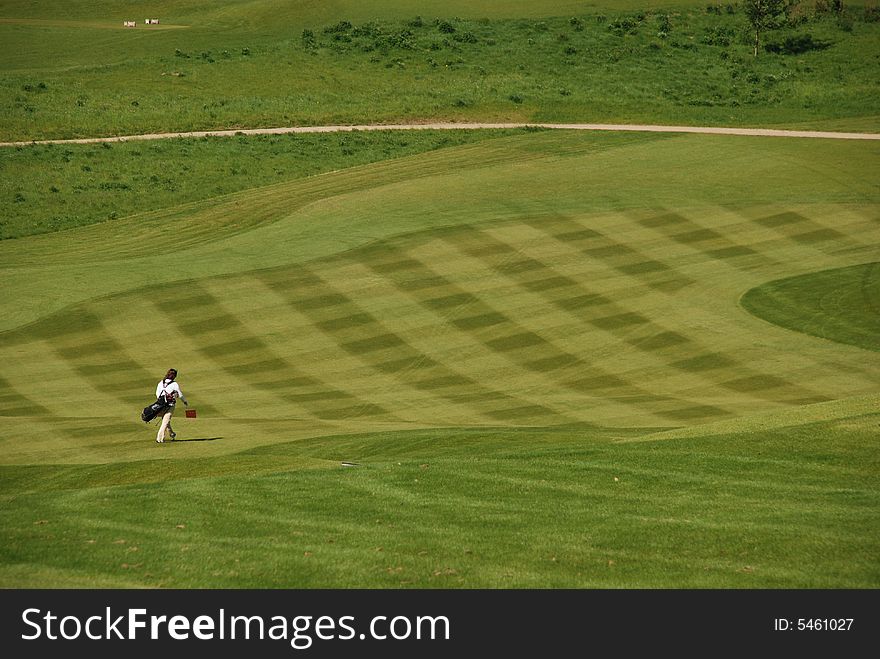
[155,368,188,443]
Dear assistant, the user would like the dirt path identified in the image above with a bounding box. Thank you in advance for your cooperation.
[2,122,878,147]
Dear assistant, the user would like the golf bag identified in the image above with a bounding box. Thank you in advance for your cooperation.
[141,397,169,423]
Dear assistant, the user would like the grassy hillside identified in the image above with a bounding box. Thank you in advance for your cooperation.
[1,1,879,139]
[1,129,878,587]
[0,129,518,239]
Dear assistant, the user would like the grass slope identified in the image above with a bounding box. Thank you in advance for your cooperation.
[2,418,877,588]
[1,129,878,587]
[1,2,879,139]
[0,129,519,239]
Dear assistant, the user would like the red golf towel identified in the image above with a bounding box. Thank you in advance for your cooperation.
[185,409,197,418]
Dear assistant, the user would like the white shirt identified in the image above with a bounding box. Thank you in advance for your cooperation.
[156,379,187,405]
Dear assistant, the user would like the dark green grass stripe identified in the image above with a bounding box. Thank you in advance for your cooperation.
[485,331,546,352]
[341,333,407,354]
[423,292,480,310]
[452,312,507,330]
[589,312,651,330]
[553,228,603,243]
[0,376,51,416]
[789,228,845,244]
[754,212,853,253]
[670,228,724,244]
[155,293,218,313]
[374,356,438,373]
[521,275,580,292]
[625,331,692,351]
[315,313,375,331]
[755,212,808,228]
[669,352,738,372]
[554,293,614,310]
[655,404,733,421]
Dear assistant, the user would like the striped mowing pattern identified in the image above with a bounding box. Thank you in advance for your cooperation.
[1,204,876,442]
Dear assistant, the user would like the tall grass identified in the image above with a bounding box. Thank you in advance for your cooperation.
[1,4,878,140]
[0,129,517,239]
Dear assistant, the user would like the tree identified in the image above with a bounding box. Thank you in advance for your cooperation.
[744,0,789,56]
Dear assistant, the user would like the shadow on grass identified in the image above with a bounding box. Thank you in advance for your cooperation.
[170,437,223,443]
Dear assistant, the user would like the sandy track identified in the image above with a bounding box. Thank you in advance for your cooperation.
[2,122,878,147]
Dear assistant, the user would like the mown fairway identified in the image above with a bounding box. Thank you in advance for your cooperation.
[1,128,878,587]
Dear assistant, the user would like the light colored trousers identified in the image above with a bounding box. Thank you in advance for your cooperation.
[157,408,175,441]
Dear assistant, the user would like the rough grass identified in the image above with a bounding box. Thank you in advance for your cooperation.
[0,129,518,239]
[1,2,878,140]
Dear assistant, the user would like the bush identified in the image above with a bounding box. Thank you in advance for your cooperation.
[608,17,641,36]
[838,14,854,31]
[453,32,478,43]
[656,13,672,34]
[324,21,352,34]
[765,33,832,54]
[702,26,735,46]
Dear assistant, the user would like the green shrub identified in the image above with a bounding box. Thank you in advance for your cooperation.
[765,33,832,54]
[324,21,353,34]
[608,17,641,36]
